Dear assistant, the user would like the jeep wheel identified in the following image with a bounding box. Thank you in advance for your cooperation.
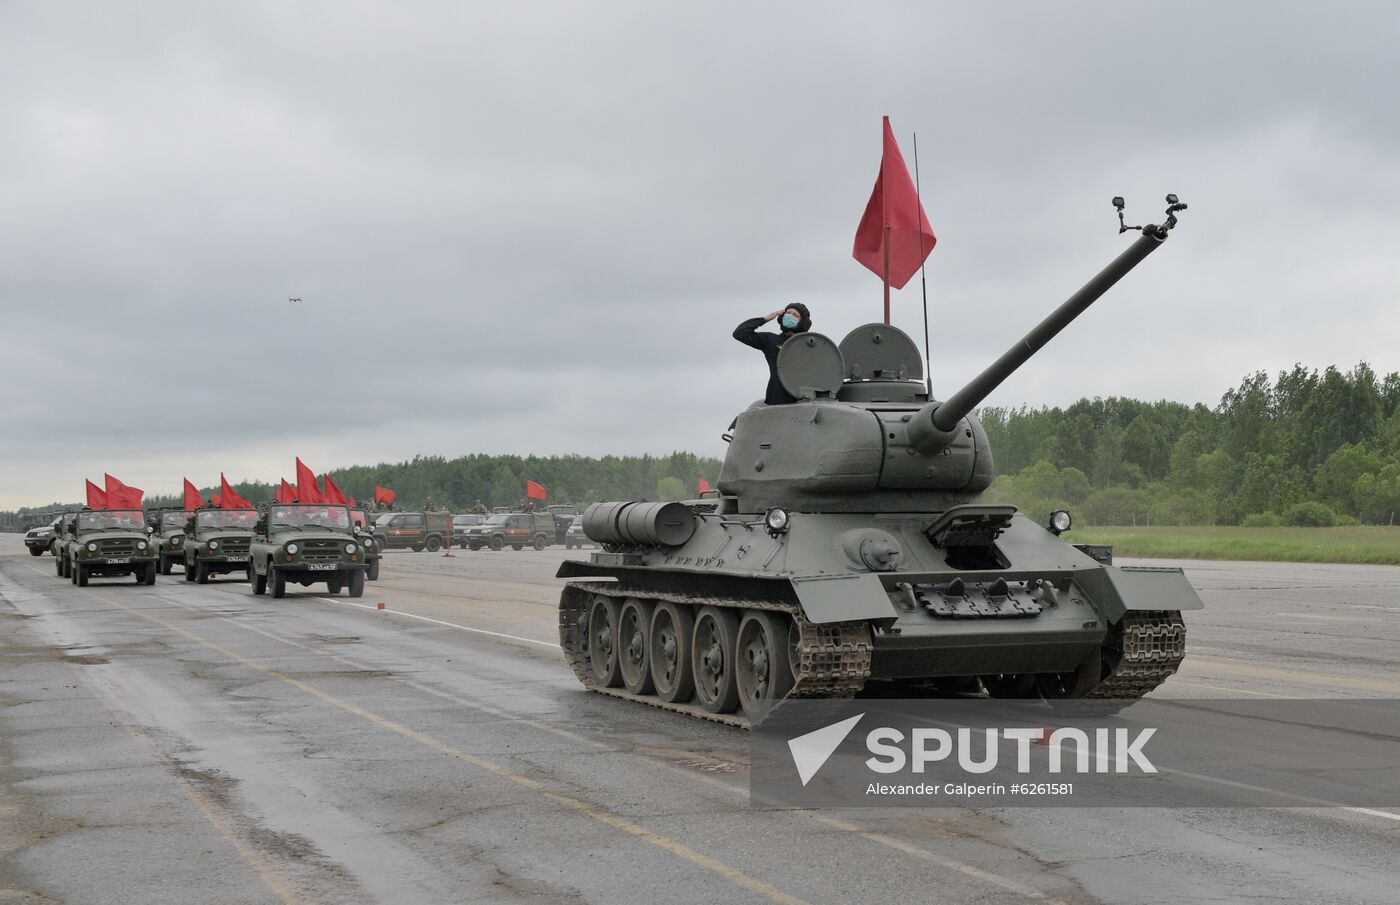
[411,544,425,552]
[145,563,157,585]
[327,578,342,594]
[270,568,286,599]
[160,558,172,575]
[28,546,43,557]
[468,542,482,551]
[55,555,64,577]
[489,536,504,552]
[348,569,365,598]
[196,561,211,584]
[532,535,546,552]
[367,560,379,581]
[184,560,196,582]
[75,564,88,587]
[69,559,77,584]
[425,536,441,553]
[511,544,523,551]
[251,563,267,595]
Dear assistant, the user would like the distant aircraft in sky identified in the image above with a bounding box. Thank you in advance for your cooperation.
[289,297,301,303]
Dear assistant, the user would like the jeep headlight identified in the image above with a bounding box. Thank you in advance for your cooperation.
[137,540,148,550]
[171,536,182,546]
[285,542,299,555]
[207,540,219,551]
[365,538,375,550]
[86,541,98,552]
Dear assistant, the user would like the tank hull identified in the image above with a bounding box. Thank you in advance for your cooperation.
[557,508,1200,727]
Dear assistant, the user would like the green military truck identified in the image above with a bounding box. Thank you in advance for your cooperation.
[62,509,157,586]
[182,508,258,583]
[249,503,367,598]
[149,509,194,574]
[459,511,555,551]
[372,510,453,552]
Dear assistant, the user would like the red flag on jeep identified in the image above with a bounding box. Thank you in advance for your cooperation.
[219,474,254,510]
[852,116,936,290]
[525,480,547,500]
[275,479,296,503]
[183,479,205,510]
[86,480,108,510]
[374,485,397,505]
[295,458,326,503]
[104,473,144,509]
[323,474,349,506]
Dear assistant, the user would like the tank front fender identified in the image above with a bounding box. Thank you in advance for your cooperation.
[1076,565,1205,623]
[790,574,899,624]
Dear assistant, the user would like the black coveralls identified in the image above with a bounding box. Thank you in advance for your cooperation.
[733,317,796,405]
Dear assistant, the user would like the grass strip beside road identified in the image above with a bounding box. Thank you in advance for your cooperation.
[1074,525,1400,565]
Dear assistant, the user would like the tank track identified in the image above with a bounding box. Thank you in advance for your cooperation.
[559,581,871,729]
[1087,609,1187,700]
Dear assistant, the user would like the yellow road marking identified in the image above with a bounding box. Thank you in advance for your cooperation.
[71,586,812,905]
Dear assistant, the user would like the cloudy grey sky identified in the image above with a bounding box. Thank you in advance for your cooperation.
[4,1,1399,509]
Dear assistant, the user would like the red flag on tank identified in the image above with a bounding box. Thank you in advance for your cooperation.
[852,116,936,290]
[374,485,396,505]
[697,477,711,495]
[295,457,326,503]
[323,474,349,506]
[104,473,143,509]
[183,479,205,510]
[275,479,297,503]
[525,480,547,500]
[85,480,108,510]
[219,474,254,510]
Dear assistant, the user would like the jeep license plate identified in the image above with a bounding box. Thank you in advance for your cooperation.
[307,563,337,571]
[105,558,131,564]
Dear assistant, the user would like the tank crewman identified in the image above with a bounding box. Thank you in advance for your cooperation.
[732,303,812,405]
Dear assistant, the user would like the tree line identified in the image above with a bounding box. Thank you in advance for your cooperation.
[981,362,1400,527]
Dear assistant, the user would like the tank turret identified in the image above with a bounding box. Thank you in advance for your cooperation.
[558,195,1200,727]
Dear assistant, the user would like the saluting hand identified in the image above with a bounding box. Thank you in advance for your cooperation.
[765,309,783,321]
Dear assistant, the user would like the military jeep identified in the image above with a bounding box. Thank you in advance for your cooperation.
[150,509,194,574]
[63,509,158,586]
[249,503,367,598]
[182,508,257,583]
[460,511,555,551]
[23,515,61,556]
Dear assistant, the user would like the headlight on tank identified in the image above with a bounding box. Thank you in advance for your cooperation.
[285,542,299,555]
[764,507,790,535]
[1048,509,1073,536]
[137,540,148,550]
[344,542,356,554]
[207,540,219,551]
[86,541,98,552]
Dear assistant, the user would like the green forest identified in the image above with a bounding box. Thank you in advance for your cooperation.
[8,362,1400,531]
[981,362,1400,527]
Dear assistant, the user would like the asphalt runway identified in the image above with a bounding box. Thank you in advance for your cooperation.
[1,541,1397,904]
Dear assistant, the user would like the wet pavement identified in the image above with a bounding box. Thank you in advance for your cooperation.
[1,543,1397,904]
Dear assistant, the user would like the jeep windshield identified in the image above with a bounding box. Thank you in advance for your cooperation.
[160,511,193,531]
[76,510,147,532]
[269,505,350,531]
[197,510,258,530]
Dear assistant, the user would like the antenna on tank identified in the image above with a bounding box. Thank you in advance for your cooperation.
[913,133,933,400]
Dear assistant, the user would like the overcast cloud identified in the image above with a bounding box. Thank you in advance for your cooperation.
[4,1,1399,508]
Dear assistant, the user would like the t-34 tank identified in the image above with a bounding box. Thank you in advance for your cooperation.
[558,196,1201,727]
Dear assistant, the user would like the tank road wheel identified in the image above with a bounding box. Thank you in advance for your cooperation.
[649,602,695,703]
[489,536,504,552]
[196,561,210,584]
[691,606,740,714]
[532,534,546,552]
[735,611,796,720]
[616,598,655,695]
[586,596,623,687]
[251,562,267,595]
[270,567,286,599]
[425,536,441,553]
[348,569,365,598]
[1035,648,1103,711]
[75,564,88,587]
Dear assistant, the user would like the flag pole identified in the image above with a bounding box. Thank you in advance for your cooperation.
[913,131,932,398]
[882,225,891,324]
